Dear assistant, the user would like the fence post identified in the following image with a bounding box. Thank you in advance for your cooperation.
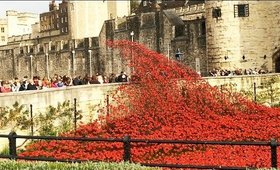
[30,104,34,136]
[123,135,131,162]
[270,85,273,105]
[8,131,17,160]
[74,98,77,131]
[270,138,277,168]
[106,95,109,116]
[253,82,257,102]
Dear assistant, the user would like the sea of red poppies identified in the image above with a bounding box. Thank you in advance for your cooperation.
[19,41,280,168]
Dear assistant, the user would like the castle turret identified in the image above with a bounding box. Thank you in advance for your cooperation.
[205,1,280,73]
[68,1,131,39]
[6,10,18,37]
[49,0,58,11]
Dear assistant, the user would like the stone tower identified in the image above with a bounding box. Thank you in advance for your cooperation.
[68,1,131,39]
[49,0,58,11]
[205,1,280,73]
[6,10,18,37]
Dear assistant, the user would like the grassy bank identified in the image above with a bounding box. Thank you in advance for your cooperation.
[0,160,159,170]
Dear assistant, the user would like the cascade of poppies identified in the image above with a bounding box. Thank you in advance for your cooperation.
[20,40,280,168]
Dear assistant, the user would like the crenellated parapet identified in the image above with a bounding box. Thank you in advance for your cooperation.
[0,35,101,80]
[173,3,205,21]
[115,17,127,31]
[175,3,205,15]
[8,34,32,43]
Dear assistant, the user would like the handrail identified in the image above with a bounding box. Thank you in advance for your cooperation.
[0,132,278,169]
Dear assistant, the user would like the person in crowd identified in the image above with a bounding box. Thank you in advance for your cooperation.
[66,76,73,86]
[89,75,100,84]
[53,74,59,80]
[50,78,58,88]
[63,76,72,86]
[0,81,11,93]
[103,75,109,83]
[109,73,117,83]
[252,68,259,75]
[117,71,128,82]
[33,76,41,90]
[19,80,28,91]
[209,68,218,76]
[96,73,104,84]
[259,69,267,74]
[11,78,20,92]
[73,76,83,86]
[27,79,37,90]
[41,77,50,89]
[82,74,91,85]
[56,76,65,87]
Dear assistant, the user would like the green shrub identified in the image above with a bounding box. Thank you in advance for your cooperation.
[0,145,9,155]
[0,102,30,131]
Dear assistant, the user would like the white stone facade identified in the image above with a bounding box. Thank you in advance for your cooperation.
[0,19,7,46]
[0,10,39,45]
[68,0,131,39]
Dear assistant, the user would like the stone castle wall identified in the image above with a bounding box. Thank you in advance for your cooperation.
[99,5,206,76]
[0,34,102,80]
[2,1,280,80]
[0,2,206,80]
[205,1,280,72]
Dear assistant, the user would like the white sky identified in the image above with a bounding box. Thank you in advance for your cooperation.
[0,1,53,17]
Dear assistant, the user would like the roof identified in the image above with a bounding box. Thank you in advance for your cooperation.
[186,0,205,5]
[163,10,184,26]
[159,0,186,9]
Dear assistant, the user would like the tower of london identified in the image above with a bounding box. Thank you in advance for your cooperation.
[0,0,280,80]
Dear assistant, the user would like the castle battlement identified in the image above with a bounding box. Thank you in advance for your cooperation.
[0,19,7,24]
[175,3,205,15]
[17,12,38,18]
[115,16,127,30]
[8,34,32,43]
[6,10,18,16]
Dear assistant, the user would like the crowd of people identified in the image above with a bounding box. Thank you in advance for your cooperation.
[0,71,129,93]
[0,67,274,93]
[208,68,270,77]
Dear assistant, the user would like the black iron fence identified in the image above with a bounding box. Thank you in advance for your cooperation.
[0,132,278,169]
[29,98,80,133]
[219,81,279,104]
[28,97,109,133]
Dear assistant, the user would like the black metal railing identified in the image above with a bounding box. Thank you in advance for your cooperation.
[0,132,278,169]
[28,98,83,134]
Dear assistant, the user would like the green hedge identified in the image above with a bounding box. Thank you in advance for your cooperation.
[0,161,159,170]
